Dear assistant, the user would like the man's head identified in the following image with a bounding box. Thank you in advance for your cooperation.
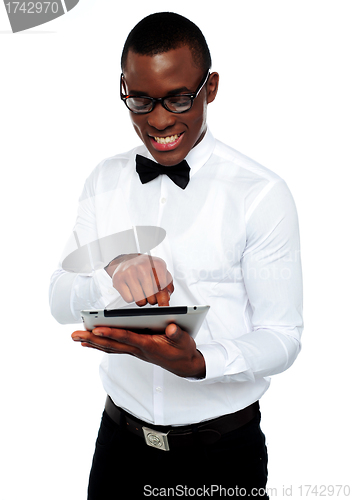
[121,12,219,166]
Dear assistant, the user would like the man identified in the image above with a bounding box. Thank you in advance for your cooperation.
[50,12,303,499]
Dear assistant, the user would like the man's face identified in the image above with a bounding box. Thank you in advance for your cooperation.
[122,46,218,166]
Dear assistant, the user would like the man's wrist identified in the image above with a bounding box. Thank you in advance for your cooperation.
[191,350,206,379]
[105,256,124,277]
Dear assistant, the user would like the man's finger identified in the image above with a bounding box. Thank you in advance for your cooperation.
[156,288,170,306]
[152,260,170,290]
[137,267,158,300]
[125,278,147,305]
[112,279,134,303]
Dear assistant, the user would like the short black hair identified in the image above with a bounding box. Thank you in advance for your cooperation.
[121,12,212,72]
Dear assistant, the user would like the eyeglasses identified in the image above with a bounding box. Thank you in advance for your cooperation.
[120,71,209,114]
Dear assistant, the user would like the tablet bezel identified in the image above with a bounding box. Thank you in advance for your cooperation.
[81,305,209,339]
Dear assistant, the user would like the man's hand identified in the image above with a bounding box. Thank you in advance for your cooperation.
[105,254,174,307]
[71,324,205,379]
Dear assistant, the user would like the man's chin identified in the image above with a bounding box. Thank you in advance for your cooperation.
[147,148,188,167]
[146,137,188,166]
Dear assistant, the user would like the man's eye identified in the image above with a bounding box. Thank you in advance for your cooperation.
[166,96,192,110]
[167,96,191,104]
[128,97,151,109]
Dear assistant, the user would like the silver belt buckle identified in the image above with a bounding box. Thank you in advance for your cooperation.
[142,426,170,451]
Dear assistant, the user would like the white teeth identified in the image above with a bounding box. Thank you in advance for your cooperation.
[154,134,180,144]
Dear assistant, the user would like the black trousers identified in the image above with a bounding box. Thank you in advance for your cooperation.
[88,409,269,499]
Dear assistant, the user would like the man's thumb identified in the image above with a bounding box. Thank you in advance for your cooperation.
[165,323,181,340]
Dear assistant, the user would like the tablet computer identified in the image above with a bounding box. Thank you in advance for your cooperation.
[81,305,209,339]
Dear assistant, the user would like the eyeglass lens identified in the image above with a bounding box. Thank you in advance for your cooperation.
[126,95,193,114]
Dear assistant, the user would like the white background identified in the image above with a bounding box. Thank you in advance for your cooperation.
[1,1,351,498]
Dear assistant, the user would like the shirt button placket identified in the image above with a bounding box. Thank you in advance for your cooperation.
[157,178,168,226]
[153,366,164,423]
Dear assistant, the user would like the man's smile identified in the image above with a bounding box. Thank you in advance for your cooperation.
[149,132,185,152]
[153,133,182,144]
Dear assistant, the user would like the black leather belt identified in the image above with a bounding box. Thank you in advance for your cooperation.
[105,396,259,451]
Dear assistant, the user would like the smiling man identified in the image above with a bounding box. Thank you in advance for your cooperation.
[50,12,303,499]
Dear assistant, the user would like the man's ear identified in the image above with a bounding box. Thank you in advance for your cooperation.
[206,72,219,104]
[121,74,127,94]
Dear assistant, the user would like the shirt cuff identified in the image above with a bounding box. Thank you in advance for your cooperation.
[186,340,253,384]
[93,268,121,304]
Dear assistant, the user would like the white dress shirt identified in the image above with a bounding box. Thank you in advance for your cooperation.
[49,130,303,426]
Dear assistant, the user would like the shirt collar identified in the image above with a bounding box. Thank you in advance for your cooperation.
[185,128,216,178]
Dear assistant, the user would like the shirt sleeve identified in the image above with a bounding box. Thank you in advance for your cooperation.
[191,180,303,384]
[49,267,119,324]
[49,169,125,325]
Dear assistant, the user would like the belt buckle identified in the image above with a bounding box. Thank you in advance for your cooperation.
[142,426,170,451]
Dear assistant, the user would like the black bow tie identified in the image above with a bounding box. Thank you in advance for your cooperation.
[136,154,190,189]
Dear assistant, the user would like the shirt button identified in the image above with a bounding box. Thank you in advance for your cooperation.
[155,386,162,392]
[160,197,167,204]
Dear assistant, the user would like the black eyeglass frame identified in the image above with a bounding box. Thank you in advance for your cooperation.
[120,71,210,114]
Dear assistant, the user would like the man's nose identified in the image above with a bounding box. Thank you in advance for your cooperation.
[147,102,176,131]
